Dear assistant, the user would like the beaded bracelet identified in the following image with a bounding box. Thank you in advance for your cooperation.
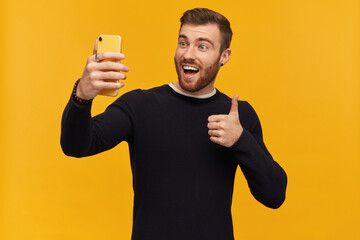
[72,79,93,105]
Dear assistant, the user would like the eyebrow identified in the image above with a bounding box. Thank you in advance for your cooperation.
[178,35,214,47]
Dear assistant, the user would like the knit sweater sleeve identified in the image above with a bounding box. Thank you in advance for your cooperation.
[230,101,287,209]
[60,93,134,158]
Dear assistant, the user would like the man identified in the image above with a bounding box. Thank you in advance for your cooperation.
[61,8,287,240]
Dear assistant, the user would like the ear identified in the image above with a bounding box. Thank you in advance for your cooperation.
[220,48,231,66]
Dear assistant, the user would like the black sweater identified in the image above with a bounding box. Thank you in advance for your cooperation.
[61,85,287,240]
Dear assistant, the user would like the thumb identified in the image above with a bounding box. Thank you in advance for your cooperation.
[93,39,98,55]
[229,94,239,114]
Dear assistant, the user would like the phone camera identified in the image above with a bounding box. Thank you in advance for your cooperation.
[99,37,103,42]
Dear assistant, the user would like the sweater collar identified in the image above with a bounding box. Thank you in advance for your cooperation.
[168,82,217,99]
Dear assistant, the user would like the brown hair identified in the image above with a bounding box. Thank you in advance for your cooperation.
[180,8,233,53]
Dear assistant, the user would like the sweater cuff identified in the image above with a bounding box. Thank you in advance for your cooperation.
[70,94,93,110]
[229,128,256,152]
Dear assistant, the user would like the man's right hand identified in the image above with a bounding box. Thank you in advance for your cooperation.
[76,39,130,100]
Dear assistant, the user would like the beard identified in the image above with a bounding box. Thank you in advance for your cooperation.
[174,55,221,93]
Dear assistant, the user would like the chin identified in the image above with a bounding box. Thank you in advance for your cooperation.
[179,77,215,93]
[179,79,199,92]
[178,76,205,92]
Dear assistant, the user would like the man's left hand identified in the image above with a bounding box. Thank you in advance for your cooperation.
[207,95,243,147]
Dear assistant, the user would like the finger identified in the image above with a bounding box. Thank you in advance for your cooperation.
[92,71,127,80]
[208,129,221,137]
[229,94,239,114]
[92,61,130,72]
[98,81,125,90]
[208,114,227,122]
[95,52,125,62]
[93,39,98,55]
[207,122,220,130]
[210,136,222,145]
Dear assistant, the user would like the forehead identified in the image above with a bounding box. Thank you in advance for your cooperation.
[179,23,221,45]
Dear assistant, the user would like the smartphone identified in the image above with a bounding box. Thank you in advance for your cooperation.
[97,34,122,97]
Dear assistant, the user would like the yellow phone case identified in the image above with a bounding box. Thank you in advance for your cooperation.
[97,34,122,97]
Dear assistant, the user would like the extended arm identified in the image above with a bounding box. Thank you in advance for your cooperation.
[60,97,132,157]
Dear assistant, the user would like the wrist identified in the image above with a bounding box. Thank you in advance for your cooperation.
[72,79,93,106]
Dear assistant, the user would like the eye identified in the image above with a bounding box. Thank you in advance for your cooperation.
[199,44,208,50]
[179,41,187,47]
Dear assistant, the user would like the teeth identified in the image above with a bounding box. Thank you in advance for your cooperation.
[183,66,199,71]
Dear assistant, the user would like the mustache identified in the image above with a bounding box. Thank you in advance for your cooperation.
[182,59,196,64]
[178,59,201,68]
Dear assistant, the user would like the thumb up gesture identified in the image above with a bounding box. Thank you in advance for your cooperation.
[207,95,243,147]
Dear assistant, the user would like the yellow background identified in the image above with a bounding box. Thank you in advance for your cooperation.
[1,0,359,239]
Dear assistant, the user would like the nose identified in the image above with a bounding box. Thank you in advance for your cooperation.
[183,46,196,61]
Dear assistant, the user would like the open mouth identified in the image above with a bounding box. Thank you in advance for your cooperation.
[182,65,199,79]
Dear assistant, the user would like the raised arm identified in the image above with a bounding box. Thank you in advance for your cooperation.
[60,39,131,157]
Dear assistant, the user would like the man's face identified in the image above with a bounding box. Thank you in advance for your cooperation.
[174,23,224,93]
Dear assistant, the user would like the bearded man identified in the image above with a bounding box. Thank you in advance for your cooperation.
[61,8,287,240]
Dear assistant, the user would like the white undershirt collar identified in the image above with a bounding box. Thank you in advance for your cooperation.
[169,83,217,99]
